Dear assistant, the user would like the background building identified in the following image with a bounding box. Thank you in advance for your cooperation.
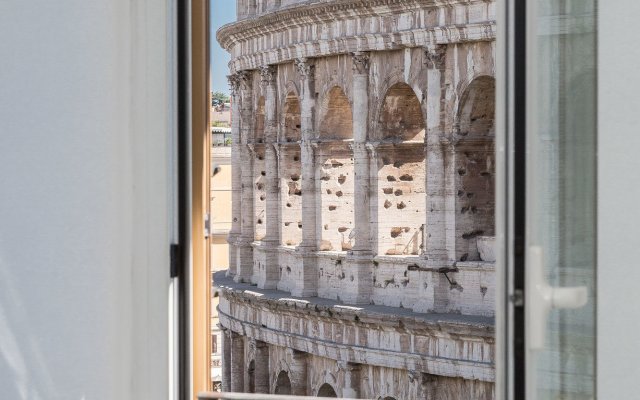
[211,103,232,128]
[217,0,496,397]
[210,127,233,389]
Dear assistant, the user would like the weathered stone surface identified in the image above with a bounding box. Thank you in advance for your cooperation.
[220,0,496,398]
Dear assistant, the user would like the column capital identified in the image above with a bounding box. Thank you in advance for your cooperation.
[294,57,315,79]
[351,51,370,75]
[424,44,447,69]
[337,361,362,372]
[237,70,253,91]
[259,65,277,88]
[227,73,242,96]
[365,142,379,157]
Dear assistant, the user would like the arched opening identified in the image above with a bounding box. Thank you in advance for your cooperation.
[383,397,397,400]
[457,76,495,137]
[377,82,425,142]
[253,96,267,242]
[280,91,303,247]
[247,360,256,393]
[317,383,338,397]
[317,86,354,252]
[454,76,496,261]
[274,370,292,395]
[375,83,426,256]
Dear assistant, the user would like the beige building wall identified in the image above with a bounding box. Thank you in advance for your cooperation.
[210,145,232,389]
[211,106,232,128]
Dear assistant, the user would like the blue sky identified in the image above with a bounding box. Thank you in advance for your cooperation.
[211,1,237,95]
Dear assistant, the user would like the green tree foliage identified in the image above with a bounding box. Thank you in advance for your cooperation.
[212,91,230,106]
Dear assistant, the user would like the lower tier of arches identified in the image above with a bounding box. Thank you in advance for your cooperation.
[216,271,495,399]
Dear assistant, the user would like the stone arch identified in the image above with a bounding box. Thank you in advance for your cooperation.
[247,359,256,393]
[374,82,426,256]
[453,75,496,261]
[456,75,495,137]
[274,370,292,395]
[317,383,338,397]
[451,70,495,134]
[280,89,303,247]
[318,86,353,141]
[377,82,426,142]
[316,85,355,252]
[372,72,426,140]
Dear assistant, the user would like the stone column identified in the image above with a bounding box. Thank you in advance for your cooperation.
[416,44,450,313]
[293,58,318,297]
[351,52,372,253]
[227,74,243,277]
[237,70,255,283]
[258,65,280,289]
[230,332,245,393]
[423,45,448,262]
[221,329,232,392]
[343,52,373,304]
[339,362,362,398]
[254,340,270,393]
[289,350,308,396]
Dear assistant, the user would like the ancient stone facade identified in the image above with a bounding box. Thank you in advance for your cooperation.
[217,0,496,398]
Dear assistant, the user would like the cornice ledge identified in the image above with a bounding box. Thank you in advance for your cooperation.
[227,23,496,73]
[217,0,493,50]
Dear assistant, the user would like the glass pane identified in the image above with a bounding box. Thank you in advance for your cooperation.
[527,0,597,399]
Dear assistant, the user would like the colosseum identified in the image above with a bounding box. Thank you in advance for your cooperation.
[216,0,496,398]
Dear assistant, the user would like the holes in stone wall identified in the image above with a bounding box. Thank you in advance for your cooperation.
[376,146,425,255]
[281,147,302,246]
[254,146,266,241]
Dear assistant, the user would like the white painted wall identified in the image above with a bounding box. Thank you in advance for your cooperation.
[598,1,640,398]
[0,1,174,399]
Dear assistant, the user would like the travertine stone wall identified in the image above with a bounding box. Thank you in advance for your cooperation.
[317,144,355,252]
[220,0,496,397]
[279,144,302,246]
[252,145,266,241]
[375,145,426,255]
